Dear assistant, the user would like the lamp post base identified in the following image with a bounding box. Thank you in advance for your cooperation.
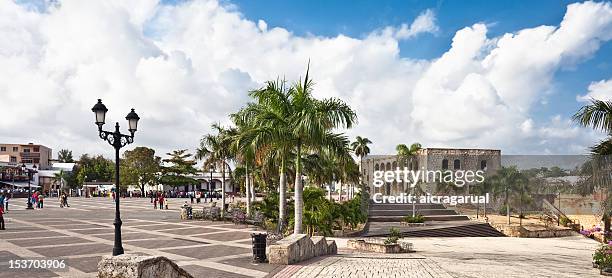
[26,203,34,210]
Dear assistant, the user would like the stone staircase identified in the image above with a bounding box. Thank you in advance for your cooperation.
[368,202,469,222]
[364,202,504,237]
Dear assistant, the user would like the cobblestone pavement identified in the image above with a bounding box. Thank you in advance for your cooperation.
[279,236,601,278]
[0,197,283,278]
[287,253,453,278]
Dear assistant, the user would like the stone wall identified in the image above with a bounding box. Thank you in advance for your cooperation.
[491,224,576,238]
[347,239,413,253]
[267,234,337,265]
[97,255,193,278]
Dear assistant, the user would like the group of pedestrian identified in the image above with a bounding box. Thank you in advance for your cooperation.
[59,192,69,208]
[152,192,167,209]
[31,191,44,208]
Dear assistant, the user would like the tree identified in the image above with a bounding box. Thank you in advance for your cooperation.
[232,78,295,231]
[76,154,114,187]
[396,143,422,216]
[288,66,356,234]
[351,136,371,195]
[120,147,161,196]
[573,99,612,234]
[160,150,198,191]
[488,166,529,225]
[53,170,67,191]
[58,149,74,163]
[196,124,234,219]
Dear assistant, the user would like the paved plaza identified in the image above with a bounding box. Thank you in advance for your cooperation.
[0,197,282,278]
[0,197,604,278]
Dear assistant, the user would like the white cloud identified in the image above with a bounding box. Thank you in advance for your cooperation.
[0,0,610,160]
[395,9,439,39]
[577,79,612,101]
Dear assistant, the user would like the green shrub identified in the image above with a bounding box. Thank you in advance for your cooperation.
[559,216,571,226]
[389,227,402,238]
[384,236,399,245]
[402,214,425,223]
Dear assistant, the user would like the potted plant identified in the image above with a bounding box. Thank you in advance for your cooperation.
[593,243,612,274]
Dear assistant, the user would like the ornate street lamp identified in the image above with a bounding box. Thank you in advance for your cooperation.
[209,165,215,203]
[21,163,36,210]
[91,99,140,256]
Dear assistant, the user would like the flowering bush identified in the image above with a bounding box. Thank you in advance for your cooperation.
[232,209,247,224]
[593,242,612,270]
[581,225,603,238]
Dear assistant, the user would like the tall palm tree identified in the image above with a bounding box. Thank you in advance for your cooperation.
[53,170,67,192]
[396,143,421,216]
[573,99,612,232]
[288,66,356,234]
[488,166,529,225]
[351,136,371,193]
[237,65,356,234]
[232,78,294,231]
[196,124,235,219]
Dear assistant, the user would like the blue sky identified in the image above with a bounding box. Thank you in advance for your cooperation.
[227,0,612,120]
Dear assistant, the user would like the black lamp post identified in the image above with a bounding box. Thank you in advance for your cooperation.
[209,165,214,203]
[21,163,36,209]
[91,99,140,256]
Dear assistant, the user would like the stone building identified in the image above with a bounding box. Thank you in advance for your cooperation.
[362,148,501,195]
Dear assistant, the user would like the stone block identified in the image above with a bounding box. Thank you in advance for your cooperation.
[97,254,193,278]
[267,234,337,265]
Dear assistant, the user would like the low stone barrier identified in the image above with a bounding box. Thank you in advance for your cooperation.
[492,224,576,238]
[267,234,337,265]
[98,254,193,278]
[347,238,413,253]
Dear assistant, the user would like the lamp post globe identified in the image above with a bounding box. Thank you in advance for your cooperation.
[125,109,140,134]
[91,99,108,127]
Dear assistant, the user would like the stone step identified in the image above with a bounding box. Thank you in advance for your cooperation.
[369,203,446,210]
[364,223,505,237]
[368,215,470,222]
[369,209,459,216]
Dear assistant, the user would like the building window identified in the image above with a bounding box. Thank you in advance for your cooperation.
[34,158,40,164]
[0,147,5,152]
[442,159,448,170]
[33,147,40,152]
[23,148,30,153]
[374,164,379,171]
[481,160,487,170]
[454,159,461,170]
[10,156,16,163]
[12,147,18,152]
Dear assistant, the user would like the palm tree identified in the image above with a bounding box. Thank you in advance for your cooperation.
[288,66,356,234]
[237,65,356,234]
[396,143,422,216]
[573,99,612,232]
[53,170,67,192]
[351,136,371,194]
[488,166,529,225]
[196,124,235,219]
[232,78,294,231]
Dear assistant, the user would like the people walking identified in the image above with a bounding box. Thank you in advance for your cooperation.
[159,194,165,210]
[153,195,158,209]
